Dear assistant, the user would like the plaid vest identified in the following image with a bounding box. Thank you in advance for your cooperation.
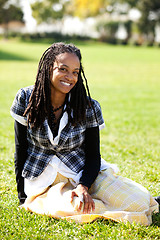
[11,86,104,180]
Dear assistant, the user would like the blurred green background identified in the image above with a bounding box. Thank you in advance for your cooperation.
[0,40,160,239]
[0,0,160,46]
[0,0,160,238]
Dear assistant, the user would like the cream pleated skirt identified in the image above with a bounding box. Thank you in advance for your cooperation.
[22,168,158,225]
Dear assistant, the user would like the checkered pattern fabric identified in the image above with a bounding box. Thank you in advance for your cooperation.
[11,86,104,180]
[23,169,159,225]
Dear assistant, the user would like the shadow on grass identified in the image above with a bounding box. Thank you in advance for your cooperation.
[90,218,118,226]
[152,212,160,227]
[0,50,33,61]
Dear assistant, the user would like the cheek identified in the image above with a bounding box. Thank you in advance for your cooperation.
[74,75,79,84]
[51,72,59,82]
[74,77,78,84]
[72,78,78,88]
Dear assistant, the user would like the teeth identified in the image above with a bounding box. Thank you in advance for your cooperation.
[61,81,71,86]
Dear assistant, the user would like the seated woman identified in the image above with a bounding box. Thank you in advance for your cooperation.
[11,42,159,225]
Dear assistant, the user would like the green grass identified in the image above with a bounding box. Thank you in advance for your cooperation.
[0,39,160,239]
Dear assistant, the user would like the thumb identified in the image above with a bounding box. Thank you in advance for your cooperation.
[70,190,77,203]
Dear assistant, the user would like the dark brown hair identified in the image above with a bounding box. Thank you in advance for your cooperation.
[24,42,93,129]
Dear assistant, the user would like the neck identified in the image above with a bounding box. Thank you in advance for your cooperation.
[51,89,66,108]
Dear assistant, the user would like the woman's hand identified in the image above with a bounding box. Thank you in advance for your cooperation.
[70,184,95,214]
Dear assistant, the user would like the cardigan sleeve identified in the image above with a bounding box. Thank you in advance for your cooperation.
[86,99,105,130]
[10,86,34,126]
[78,126,101,189]
[14,120,28,204]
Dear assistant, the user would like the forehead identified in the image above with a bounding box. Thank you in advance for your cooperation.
[55,52,80,68]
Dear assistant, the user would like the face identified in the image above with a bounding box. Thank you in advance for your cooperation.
[50,52,80,95]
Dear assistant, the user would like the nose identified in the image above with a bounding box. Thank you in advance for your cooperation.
[65,72,74,81]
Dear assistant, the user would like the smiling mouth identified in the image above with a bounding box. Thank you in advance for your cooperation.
[61,81,71,86]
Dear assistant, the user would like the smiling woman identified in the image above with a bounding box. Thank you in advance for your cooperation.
[10,42,159,226]
[50,52,80,96]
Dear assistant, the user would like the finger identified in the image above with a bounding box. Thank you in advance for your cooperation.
[87,203,92,214]
[77,200,83,212]
[83,201,89,214]
[87,199,94,213]
[79,194,84,203]
[84,197,95,214]
[92,200,95,212]
[70,191,76,203]
[83,194,92,213]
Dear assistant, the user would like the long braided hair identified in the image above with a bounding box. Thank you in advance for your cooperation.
[24,42,94,129]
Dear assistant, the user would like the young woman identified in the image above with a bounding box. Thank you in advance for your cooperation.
[11,42,159,225]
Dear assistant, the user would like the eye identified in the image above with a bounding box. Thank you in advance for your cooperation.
[73,71,79,76]
[59,67,67,73]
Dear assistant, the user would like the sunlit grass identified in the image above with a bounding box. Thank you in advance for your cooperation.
[0,40,160,239]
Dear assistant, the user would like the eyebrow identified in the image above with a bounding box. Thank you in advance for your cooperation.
[59,64,80,71]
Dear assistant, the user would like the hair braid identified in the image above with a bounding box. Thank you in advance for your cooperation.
[81,67,98,122]
[23,42,96,129]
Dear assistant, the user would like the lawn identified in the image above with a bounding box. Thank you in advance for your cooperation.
[0,39,160,239]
